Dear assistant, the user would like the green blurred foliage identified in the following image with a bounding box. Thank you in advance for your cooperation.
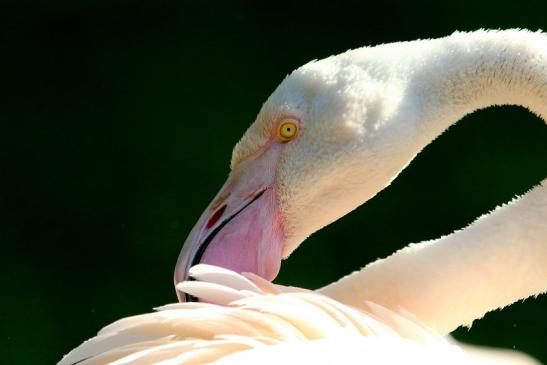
[1,0,546,363]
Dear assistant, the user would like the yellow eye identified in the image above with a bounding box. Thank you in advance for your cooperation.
[277,119,298,142]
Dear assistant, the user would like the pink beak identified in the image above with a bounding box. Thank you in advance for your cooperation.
[174,145,285,301]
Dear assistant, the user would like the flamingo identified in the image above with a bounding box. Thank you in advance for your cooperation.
[59,29,546,364]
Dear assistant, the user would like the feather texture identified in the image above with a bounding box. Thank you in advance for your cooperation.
[59,265,472,365]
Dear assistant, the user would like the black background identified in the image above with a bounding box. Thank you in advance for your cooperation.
[2,0,547,363]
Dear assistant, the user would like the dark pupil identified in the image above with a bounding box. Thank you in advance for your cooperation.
[286,128,291,132]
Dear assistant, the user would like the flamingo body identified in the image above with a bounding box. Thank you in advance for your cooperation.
[60,29,547,364]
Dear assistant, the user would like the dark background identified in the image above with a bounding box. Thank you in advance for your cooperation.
[1,0,546,363]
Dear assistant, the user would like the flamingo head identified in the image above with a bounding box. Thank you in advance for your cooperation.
[175,51,420,300]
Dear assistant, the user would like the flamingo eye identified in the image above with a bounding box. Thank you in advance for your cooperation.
[277,119,298,142]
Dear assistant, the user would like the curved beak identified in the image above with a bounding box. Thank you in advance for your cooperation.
[174,146,285,301]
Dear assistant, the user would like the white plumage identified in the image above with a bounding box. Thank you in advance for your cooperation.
[60,264,541,364]
[60,29,546,364]
[322,179,547,335]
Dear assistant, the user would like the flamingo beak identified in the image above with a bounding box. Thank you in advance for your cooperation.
[174,145,285,301]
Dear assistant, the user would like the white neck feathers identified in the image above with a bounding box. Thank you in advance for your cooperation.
[408,29,547,144]
[319,29,547,334]
[320,180,546,335]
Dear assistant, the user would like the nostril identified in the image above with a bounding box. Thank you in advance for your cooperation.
[206,204,227,229]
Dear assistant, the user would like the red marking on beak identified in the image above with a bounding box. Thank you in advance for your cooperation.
[174,143,286,302]
[206,204,227,229]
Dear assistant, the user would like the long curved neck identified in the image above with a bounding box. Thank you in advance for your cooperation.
[320,179,547,335]
[320,30,547,335]
[409,30,546,145]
